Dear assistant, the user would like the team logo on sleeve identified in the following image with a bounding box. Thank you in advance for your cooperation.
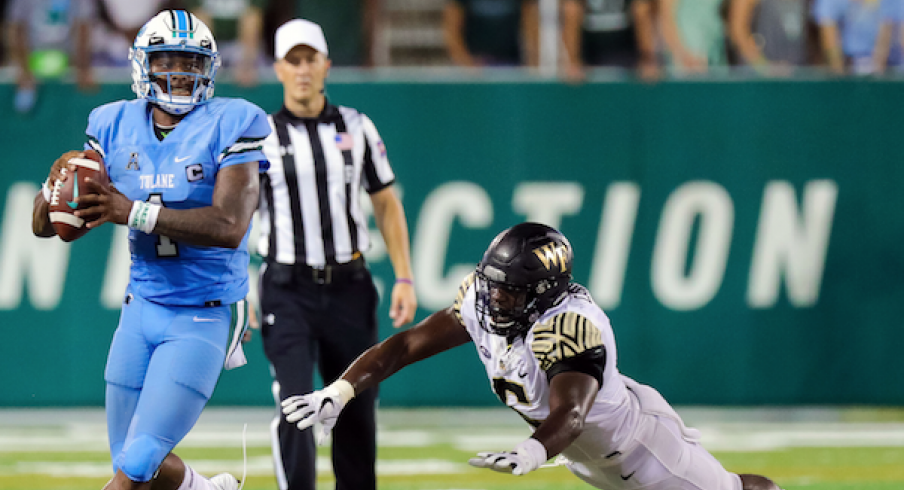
[531,312,603,370]
[186,163,204,182]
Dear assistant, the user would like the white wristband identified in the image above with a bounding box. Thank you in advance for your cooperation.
[327,379,356,404]
[42,178,52,203]
[514,438,548,473]
[128,201,161,234]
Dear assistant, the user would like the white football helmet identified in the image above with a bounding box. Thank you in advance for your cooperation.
[130,10,220,115]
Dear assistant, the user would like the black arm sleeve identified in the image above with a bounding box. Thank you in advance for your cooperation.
[545,345,607,388]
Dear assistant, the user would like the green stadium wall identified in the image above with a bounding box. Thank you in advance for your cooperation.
[1,79,902,407]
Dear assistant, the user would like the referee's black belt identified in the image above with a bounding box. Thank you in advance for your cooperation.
[269,253,365,285]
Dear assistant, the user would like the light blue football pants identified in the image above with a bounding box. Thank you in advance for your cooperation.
[104,291,245,482]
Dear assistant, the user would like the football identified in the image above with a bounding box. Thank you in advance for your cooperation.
[48,150,110,242]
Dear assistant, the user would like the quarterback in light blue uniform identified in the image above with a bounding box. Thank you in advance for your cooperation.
[32,10,268,490]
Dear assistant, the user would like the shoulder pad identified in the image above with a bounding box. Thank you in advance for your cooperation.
[452,271,477,325]
[531,312,604,371]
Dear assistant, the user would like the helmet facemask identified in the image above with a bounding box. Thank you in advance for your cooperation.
[148,51,213,115]
[475,270,536,337]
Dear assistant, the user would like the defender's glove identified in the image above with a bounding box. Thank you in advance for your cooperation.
[468,438,548,476]
[281,379,355,445]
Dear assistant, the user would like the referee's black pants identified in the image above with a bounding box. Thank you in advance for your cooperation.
[260,261,379,490]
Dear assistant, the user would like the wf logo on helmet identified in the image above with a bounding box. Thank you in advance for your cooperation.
[533,244,569,272]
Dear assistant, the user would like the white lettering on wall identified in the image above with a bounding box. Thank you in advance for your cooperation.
[747,180,838,308]
[413,182,492,310]
[101,226,131,309]
[0,184,71,310]
[590,182,640,309]
[512,182,584,229]
[0,178,839,314]
[652,181,734,311]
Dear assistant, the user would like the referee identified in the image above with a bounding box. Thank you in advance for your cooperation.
[257,19,417,490]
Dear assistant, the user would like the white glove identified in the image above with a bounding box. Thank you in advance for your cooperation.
[468,438,548,476]
[281,379,355,445]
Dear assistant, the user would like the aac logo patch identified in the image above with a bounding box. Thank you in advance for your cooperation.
[127,152,140,171]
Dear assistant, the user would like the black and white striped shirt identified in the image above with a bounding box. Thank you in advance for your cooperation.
[258,102,396,266]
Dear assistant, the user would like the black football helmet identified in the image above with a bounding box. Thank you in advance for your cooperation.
[475,222,573,337]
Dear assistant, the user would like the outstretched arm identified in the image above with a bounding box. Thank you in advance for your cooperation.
[282,307,471,442]
[343,307,471,393]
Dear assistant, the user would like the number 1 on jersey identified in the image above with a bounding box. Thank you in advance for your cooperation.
[148,194,178,257]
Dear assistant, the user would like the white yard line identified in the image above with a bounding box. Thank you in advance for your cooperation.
[2,408,903,458]
[6,457,464,477]
[1,412,903,480]
[4,421,904,452]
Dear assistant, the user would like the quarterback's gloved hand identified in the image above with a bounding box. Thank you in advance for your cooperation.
[281,379,355,445]
[468,438,548,476]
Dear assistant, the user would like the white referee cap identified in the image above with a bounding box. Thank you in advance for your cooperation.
[275,19,329,59]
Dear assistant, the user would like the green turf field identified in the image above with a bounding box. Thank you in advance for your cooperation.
[1,408,902,490]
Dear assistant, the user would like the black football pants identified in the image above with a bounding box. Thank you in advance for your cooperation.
[260,263,379,490]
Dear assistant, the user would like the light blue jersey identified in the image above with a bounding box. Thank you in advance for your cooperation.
[85,98,270,306]
[813,0,902,63]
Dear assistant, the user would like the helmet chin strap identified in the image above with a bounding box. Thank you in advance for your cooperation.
[150,81,201,115]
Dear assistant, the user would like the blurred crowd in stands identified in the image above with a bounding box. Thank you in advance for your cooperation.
[3,0,904,111]
[443,0,904,80]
